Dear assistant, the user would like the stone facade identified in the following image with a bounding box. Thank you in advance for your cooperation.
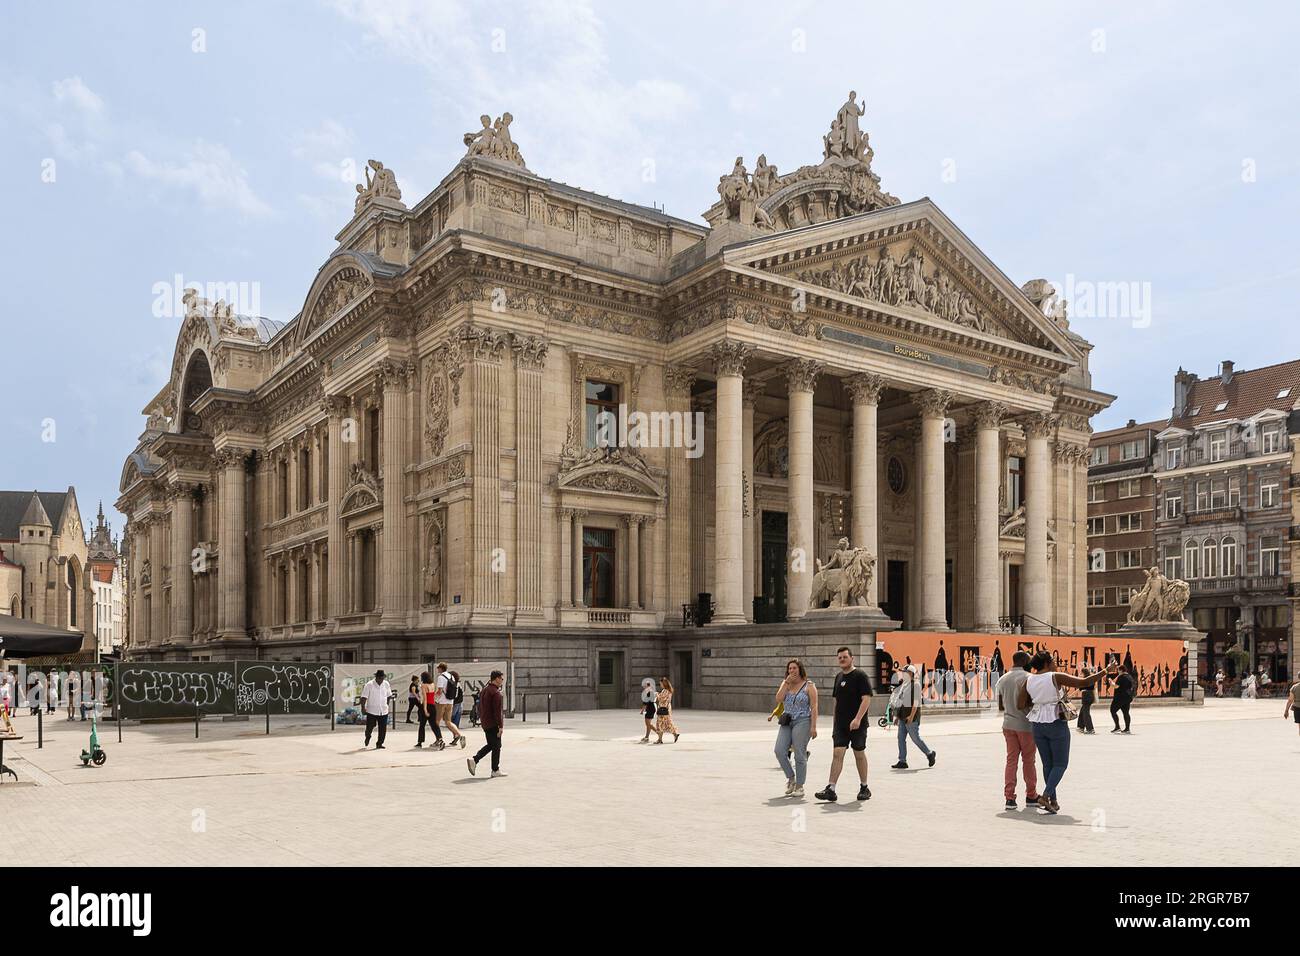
[116,97,1112,708]
[0,488,92,646]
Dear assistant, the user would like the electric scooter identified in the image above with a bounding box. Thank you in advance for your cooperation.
[79,710,107,767]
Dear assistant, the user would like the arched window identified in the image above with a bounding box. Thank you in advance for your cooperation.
[1202,538,1218,579]
[1221,535,1238,577]
[1183,539,1199,579]
[67,562,77,627]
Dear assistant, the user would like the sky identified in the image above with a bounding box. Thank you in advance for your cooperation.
[2,0,1298,537]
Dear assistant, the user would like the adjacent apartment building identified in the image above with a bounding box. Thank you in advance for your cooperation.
[1152,360,1299,685]
[1086,420,1161,633]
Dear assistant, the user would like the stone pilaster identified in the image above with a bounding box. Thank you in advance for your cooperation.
[742,377,762,621]
[784,358,823,619]
[973,402,1006,631]
[1022,412,1055,633]
[513,336,548,616]
[377,360,412,625]
[665,365,697,614]
[711,341,750,625]
[571,509,587,607]
[914,388,953,631]
[326,395,350,620]
[168,483,194,643]
[464,327,509,617]
[216,448,249,639]
[846,374,885,607]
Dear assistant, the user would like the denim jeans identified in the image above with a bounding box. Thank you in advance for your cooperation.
[774,717,812,784]
[896,719,933,762]
[1031,718,1071,799]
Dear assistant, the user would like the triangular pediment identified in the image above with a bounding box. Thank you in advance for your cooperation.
[730,199,1080,360]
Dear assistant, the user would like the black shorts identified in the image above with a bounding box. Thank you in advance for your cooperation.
[832,723,868,751]
[1293,708,1300,724]
[644,701,656,720]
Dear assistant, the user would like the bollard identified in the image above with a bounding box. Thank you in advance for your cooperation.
[37,706,42,749]
[522,694,527,723]
[116,668,123,742]
[547,693,552,725]
[195,703,200,739]
[265,698,271,735]
[330,707,335,732]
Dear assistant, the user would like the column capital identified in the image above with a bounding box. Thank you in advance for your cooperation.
[460,324,511,364]
[741,378,765,408]
[213,447,251,471]
[512,334,549,372]
[664,365,698,396]
[1021,411,1057,439]
[971,400,1008,431]
[326,394,352,418]
[1053,440,1089,466]
[165,481,196,501]
[782,358,823,394]
[914,388,953,420]
[845,373,886,406]
[375,358,412,389]
[710,340,751,378]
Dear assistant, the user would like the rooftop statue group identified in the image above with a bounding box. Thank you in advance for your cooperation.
[463,112,526,167]
[1125,566,1191,625]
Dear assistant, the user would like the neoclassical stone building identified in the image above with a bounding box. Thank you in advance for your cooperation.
[116,96,1112,708]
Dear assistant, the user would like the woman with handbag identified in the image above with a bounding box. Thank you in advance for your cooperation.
[773,659,818,797]
[652,677,681,744]
[1017,651,1116,814]
[1076,666,1096,734]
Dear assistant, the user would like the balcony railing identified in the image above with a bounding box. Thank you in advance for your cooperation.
[1185,442,1246,465]
[1188,575,1285,594]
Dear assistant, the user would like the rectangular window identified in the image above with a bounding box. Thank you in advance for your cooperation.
[1089,549,1106,572]
[1261,536,1281,577]
[1261,481,1280,508]
[1087,482,1104,504]
[1087,589,1106,607]
[1116,550,1142,569]
[1118,478,1141,498]
[1209,432,1226,462]
[366,408,381,472]
[582,527,617,608]
[1116,513,1142,533]
[1195,480,1209,512]
[1262,426,1281,454]
[1164,492,1182,519]
[1163,547,1182,581]
[1089,446,1107,466]
[1210,478,1225,510]
[1165,444,1183,470]
[1008,457,1025,510]
[1228,476,1240,507]
[585,381,621,449]
[1115,587,1137,606]
[1087,516,1105,536]
[1120,439,1144,461]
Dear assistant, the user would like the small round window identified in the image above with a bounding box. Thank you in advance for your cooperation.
[887,456,907,495]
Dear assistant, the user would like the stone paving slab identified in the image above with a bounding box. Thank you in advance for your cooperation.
[1,699,1292,866]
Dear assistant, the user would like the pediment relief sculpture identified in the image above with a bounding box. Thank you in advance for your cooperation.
[558,446,663,498]
[789,241,994,334]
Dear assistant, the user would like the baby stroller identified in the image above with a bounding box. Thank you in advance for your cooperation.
[469,690,482,728]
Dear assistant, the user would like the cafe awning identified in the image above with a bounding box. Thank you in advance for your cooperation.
[0,616,86,658]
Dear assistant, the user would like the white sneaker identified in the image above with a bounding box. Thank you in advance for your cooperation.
[784,778,796,796]
[792,784,805,798]
[490,770,507,778]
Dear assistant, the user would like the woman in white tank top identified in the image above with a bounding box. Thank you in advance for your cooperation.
[1017,651,1116,814]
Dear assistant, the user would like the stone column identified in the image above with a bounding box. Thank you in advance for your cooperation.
[846,374,885,606]
[572,509,587,607]
[348,532,360,613]
[149,514,166,646]
[217,449,247,639]
[915,389,953,631]
[711,341,750,625]
[513,336,548,616]
[973,402,1006,631]
[169,484,193,643]
[785,359,822,620]
[642,516,656,609]
[558,508,573,609]
[741,380,760,621]
[466,329,508,613]
[664,367,696,614]
[626,516,641,609]
[326,396,350,620]
[1023,412,1054,633]
[377,360,411,626]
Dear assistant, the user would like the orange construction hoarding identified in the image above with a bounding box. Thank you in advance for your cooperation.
[874,631,1189,703]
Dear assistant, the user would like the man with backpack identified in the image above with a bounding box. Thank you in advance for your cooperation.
[435,662,467,748]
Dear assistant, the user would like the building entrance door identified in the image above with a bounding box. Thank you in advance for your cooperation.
[597,651,624,708]
[759,511,788,623]
[883,560,907,625]
[673,650,694,708]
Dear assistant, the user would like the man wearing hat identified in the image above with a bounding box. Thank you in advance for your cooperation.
[360,669,393,749]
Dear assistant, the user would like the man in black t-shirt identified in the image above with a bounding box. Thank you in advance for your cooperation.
[815,646,874,802]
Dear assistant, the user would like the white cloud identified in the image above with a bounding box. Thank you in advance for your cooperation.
[51,75,104,114]
[125,142,273,218]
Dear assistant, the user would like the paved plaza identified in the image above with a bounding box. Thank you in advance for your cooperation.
[3,698,1293,867]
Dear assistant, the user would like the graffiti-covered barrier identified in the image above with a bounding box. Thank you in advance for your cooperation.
[116,662,335,719]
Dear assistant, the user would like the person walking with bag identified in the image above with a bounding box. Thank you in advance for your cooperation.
[1017,652,1116,814]
[1076,665,1097,734]
[773,659,817,798]
[652,677,681,744]
[891,664,936,770]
